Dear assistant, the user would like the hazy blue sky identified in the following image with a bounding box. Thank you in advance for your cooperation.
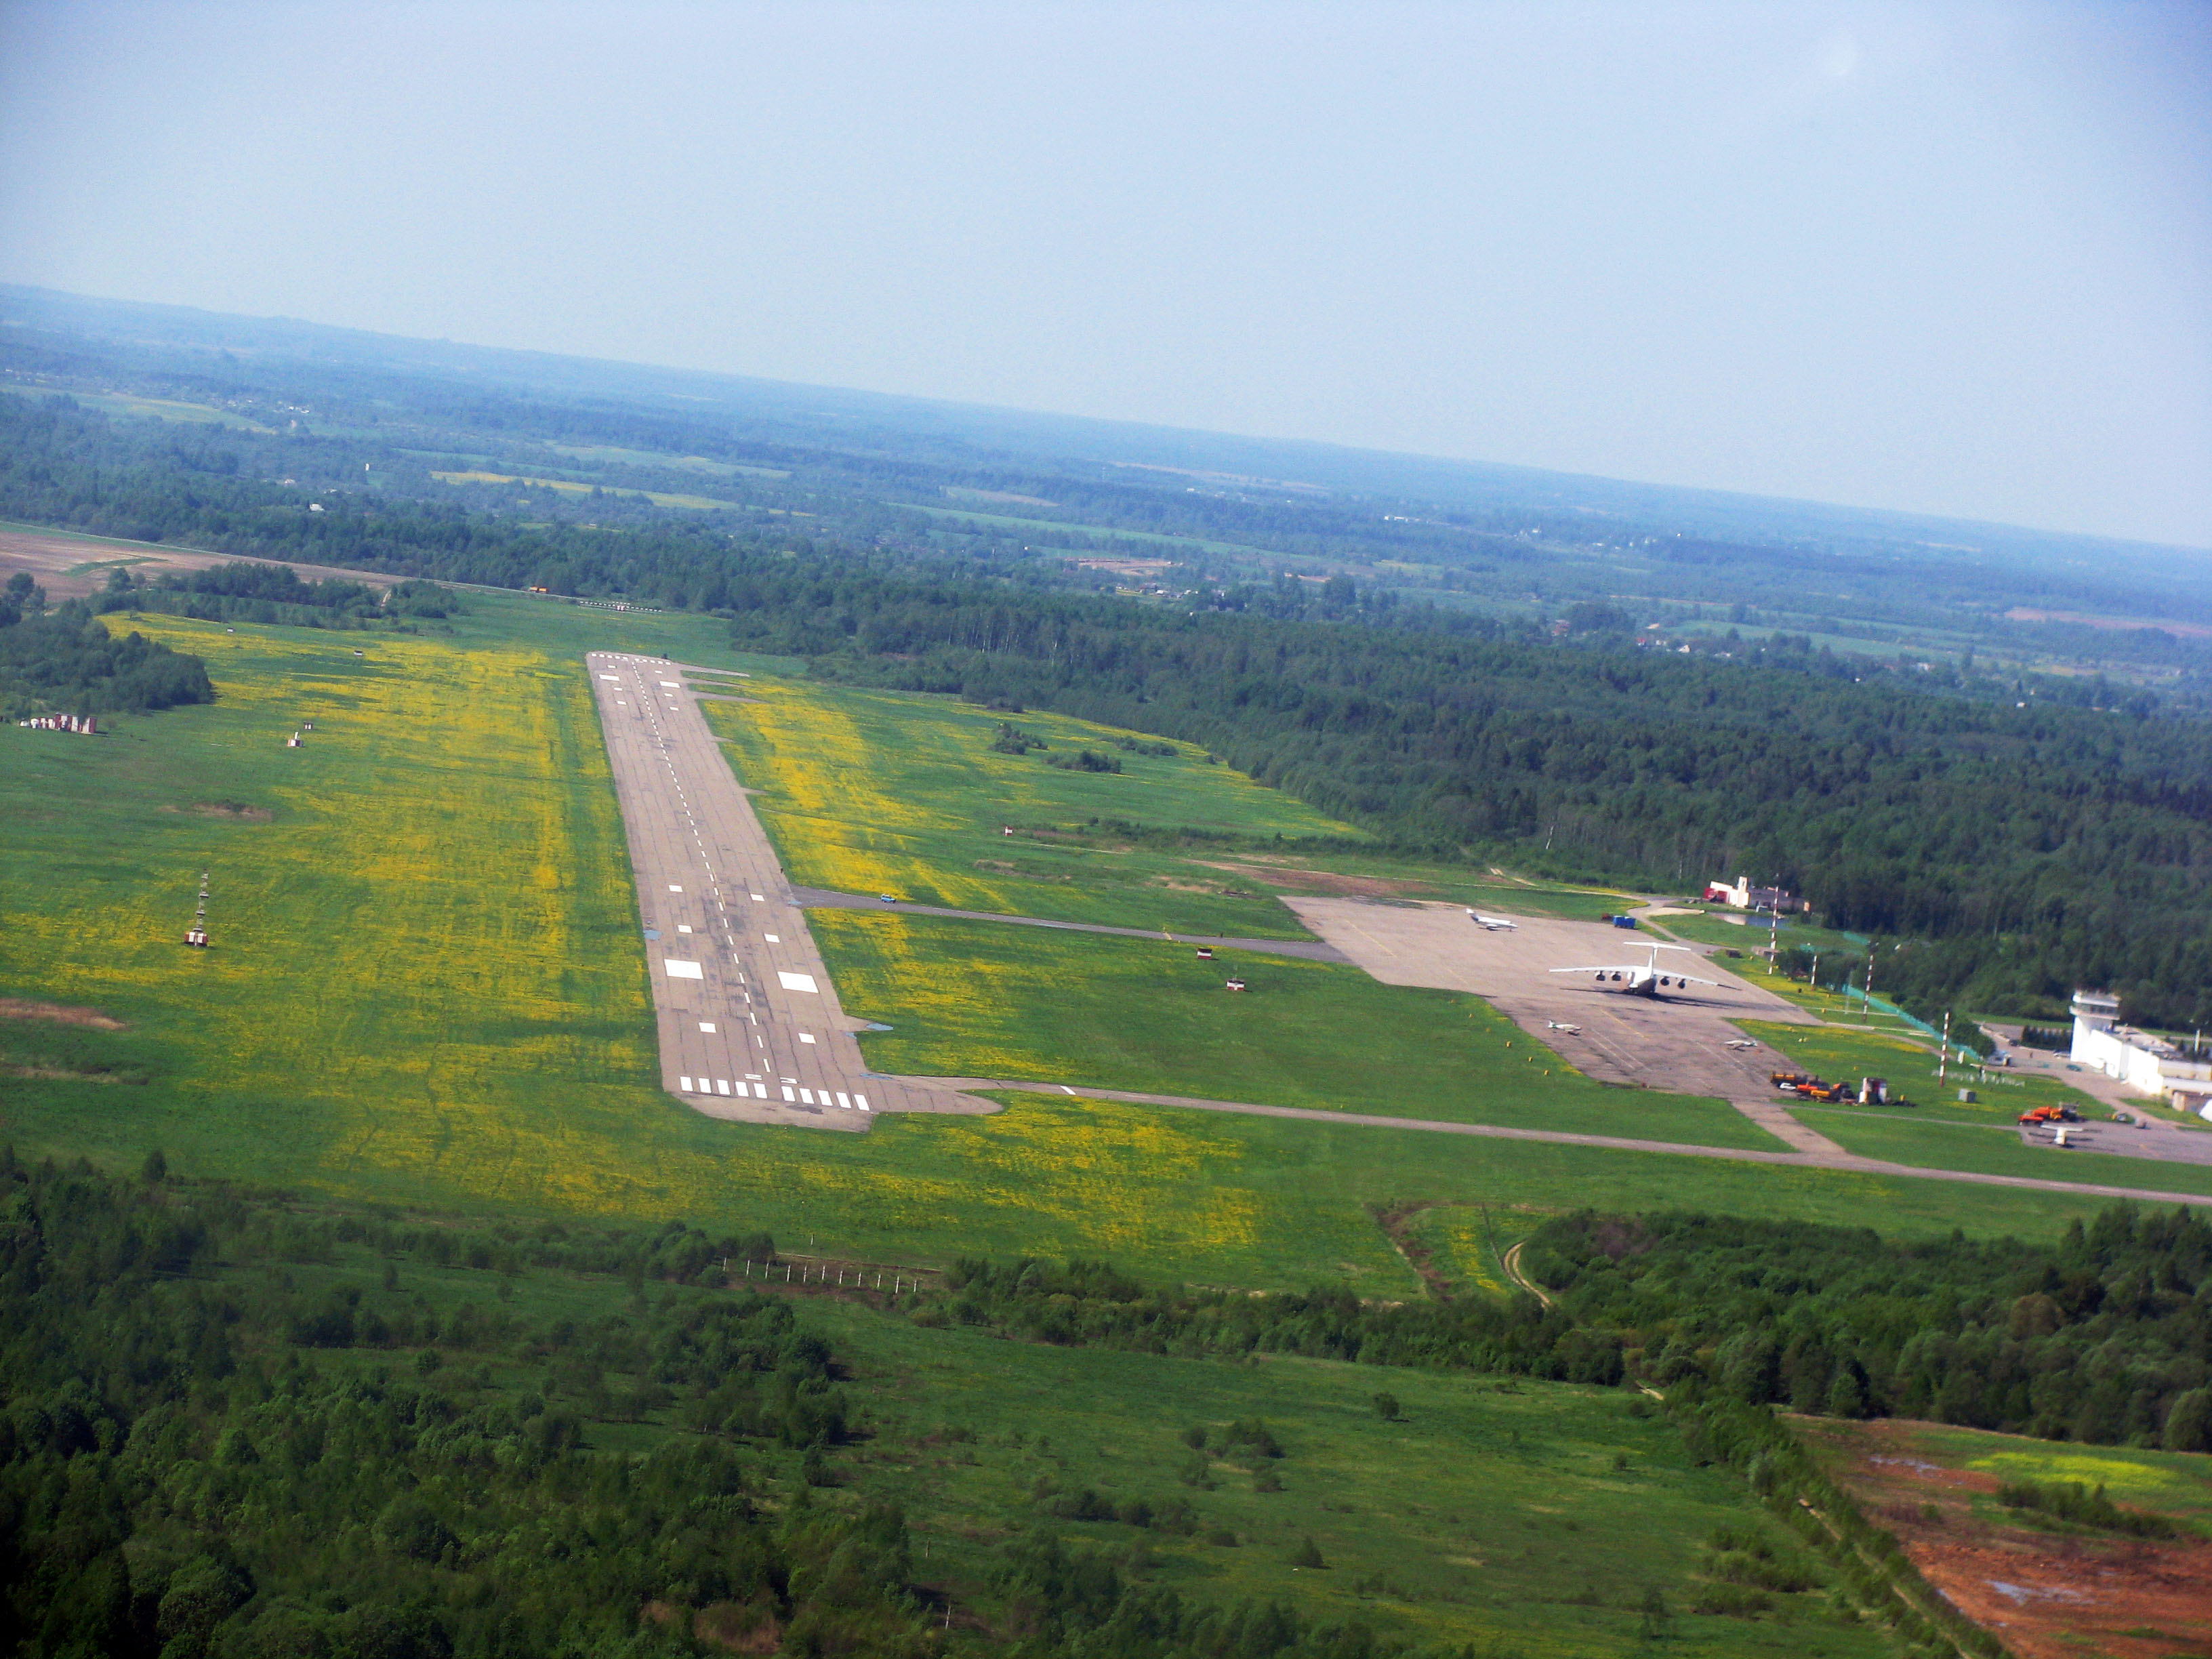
[1,1,2206,546]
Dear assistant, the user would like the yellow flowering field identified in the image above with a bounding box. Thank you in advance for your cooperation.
[0,609,2141,1288]
[703,674,1355,935]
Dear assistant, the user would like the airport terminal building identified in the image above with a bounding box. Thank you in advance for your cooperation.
[2072,989,2212,1115]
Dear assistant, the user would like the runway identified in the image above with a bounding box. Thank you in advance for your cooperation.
[587,653,991,1132]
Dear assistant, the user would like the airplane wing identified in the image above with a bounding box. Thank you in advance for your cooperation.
[1549,965,1637,975]
[1666,973,1727,988]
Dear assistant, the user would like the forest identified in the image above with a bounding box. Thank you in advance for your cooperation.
[0,578,213,719]
[0,1156,2054,1659]
[5,388,2211,1025]
[932,1204,2212,1452]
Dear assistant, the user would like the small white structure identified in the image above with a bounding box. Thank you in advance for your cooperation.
[1702,876,1801,912]
[2071,989,2212,1116]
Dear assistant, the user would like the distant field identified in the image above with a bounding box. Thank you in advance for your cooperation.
[430,469,734,510]
[817,909,1782,1150]
[706,674,1355,936]
[542,441,789,478]
[0,602,2182,1293]
[893,499,1256,554]
[55,389,275,432]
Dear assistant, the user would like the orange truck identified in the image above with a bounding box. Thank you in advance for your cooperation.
[2018,1105,2083,1126]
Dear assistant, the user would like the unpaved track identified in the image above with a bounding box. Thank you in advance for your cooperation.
[790,886,1346,960]
[928,1077,2212,1208]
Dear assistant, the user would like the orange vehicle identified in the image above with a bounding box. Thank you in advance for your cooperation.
[2019,1104,2083,1126]
[1771,1071,1814,1091]
[1797,1080,1854,1103]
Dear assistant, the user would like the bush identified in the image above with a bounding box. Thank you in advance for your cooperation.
[1997,1479,2175,1538]
[1045,748,1120,773]
[1288,1536,1326,1569]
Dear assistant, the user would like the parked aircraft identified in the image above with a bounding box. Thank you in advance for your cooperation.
[1550,942,1723,999]
[1467,911,1520,931]
[1546,1020,1582,1034]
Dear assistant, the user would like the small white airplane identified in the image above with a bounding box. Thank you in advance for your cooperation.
[1468,911,1520,931]
[1724,1038,1757,1050]
[1546,1020,1582,1034]
[1551,942,1723,999]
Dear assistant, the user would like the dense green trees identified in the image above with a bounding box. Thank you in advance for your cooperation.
[0,592,213,718]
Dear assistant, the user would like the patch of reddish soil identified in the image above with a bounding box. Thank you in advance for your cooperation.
[0,998,126,1031]
[1197,861,1437,899]
[1802,1418,2212,1659]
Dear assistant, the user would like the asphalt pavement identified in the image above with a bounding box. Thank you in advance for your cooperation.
[587,653,991,1132]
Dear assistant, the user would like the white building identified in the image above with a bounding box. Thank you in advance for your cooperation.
[2071,989,2212,1116]
[1702,876,1801,913]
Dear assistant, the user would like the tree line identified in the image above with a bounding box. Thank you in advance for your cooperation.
[0,575,213,719]
[933,1203,2212,1453]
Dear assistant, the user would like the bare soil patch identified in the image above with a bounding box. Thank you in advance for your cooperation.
[1198,861,1437,899]
[1802,1417,2212,1659]
[0,528,404,602]
[0,998,127,1031]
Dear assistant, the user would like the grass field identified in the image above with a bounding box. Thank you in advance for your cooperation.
[430,469,734,510]
[817,911,1782,1150]
[56,389,276,432]
[0,602,2190,1296]
[1736,1020,2212,1195]
[809,1300,1891,1656]
[239,1227,1893,1657]
[541,442,790,478]
[707,674,1357,936]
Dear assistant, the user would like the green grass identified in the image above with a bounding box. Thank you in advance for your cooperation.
[803,1299,1889,1656]
[706,674,1359,937]
[1737,1021,2212,1194]
[0,603,2193,1298]
[234,1227,1889,1656]
[818,910,1782,1150]
[1785,1111,2212,1197]
[1648,909,1866,957]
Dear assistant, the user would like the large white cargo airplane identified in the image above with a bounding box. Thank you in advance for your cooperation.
[1550,941,1723,998]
